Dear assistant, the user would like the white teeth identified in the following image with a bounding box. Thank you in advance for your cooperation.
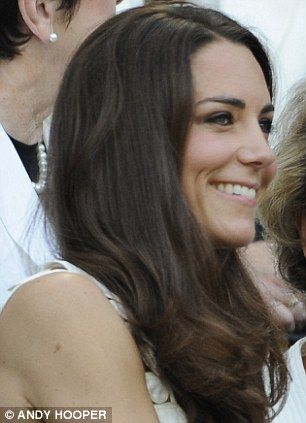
[225,184,232,194]
[214,183,256,200]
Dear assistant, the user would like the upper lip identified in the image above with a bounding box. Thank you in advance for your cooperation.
[210,181,260,191]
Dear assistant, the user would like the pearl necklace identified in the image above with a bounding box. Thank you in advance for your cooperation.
[32,141,47,194]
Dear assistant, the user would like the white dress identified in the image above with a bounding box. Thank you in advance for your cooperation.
[4,260,187,423]
[272,337,306,423]
[4,260,306,422]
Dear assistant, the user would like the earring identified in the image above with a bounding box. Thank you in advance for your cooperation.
[49,32,58,43]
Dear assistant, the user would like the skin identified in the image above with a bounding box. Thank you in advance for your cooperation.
[244,205,306,333]
[298,211,306,257]
[0,40,280,416]
[183,41,306,330]
[0,273,159,421]
[182,40,276,248]
[0,0,117,145]
[242,240,306,332]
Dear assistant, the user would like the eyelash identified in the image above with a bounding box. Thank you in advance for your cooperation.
[205,112,274,134]
[259,118,274,134]
[205,112,233,126]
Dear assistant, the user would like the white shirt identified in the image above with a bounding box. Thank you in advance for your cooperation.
[0,123,55,307]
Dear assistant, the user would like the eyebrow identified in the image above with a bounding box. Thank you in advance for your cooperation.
[196,96,274,114]
[261,103,274,114]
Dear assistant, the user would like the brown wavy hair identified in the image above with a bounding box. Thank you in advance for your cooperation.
[260,82,306,290]
[44,4,287,421]
[0,0,80,59]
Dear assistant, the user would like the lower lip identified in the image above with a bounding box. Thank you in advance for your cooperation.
[210,185,257,208]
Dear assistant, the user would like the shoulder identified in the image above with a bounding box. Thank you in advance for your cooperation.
[1,271,119,330]
[0,272,157,420]
[0,271,131,360]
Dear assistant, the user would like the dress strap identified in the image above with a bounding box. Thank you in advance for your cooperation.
[47,261,128,319]
[8,266,69,295]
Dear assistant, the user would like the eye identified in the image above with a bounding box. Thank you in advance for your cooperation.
[259,118,274,134]
[205,112,233,126]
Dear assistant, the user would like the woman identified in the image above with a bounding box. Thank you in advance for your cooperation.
[0,0,118,304]
[260,81,306,422]
[0,4,288,422]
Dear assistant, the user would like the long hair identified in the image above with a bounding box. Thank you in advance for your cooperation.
[260,81,306,290]
[44,4,287,421]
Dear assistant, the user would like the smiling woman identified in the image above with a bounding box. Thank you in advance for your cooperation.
[0,3,288,422]
[182,40,276,247]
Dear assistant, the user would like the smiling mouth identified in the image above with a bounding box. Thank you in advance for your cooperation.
[211,183,257,200]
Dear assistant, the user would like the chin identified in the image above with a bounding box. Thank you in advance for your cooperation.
[211,225,255,249]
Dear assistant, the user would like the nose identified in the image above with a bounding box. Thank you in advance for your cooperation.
[236,124,276,170]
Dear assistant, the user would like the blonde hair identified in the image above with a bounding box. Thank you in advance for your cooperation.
[260,81,306,287]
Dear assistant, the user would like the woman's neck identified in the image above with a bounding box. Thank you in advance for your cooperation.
[0,44,57,145]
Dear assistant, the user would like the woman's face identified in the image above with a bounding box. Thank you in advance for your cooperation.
[181,40,276,248]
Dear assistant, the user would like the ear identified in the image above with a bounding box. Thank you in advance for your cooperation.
[297,211,306,258]
[18,0,59,44]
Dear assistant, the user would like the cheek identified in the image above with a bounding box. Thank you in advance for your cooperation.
[74,1,116,34]
[93,0,116,18]
[299,213,306,258]
[181,135,234,209]
[183,133,231,177]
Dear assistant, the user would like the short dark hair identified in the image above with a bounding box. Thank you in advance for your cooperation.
[46,4,286,421]
[0,0,80,59]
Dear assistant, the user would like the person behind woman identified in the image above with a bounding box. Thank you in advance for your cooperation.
[261,82,306,294]
[0,0,118,304]
[260,81,306,421]
[0,4,288,422]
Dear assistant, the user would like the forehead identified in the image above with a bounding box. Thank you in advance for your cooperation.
[190,40,271,105]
